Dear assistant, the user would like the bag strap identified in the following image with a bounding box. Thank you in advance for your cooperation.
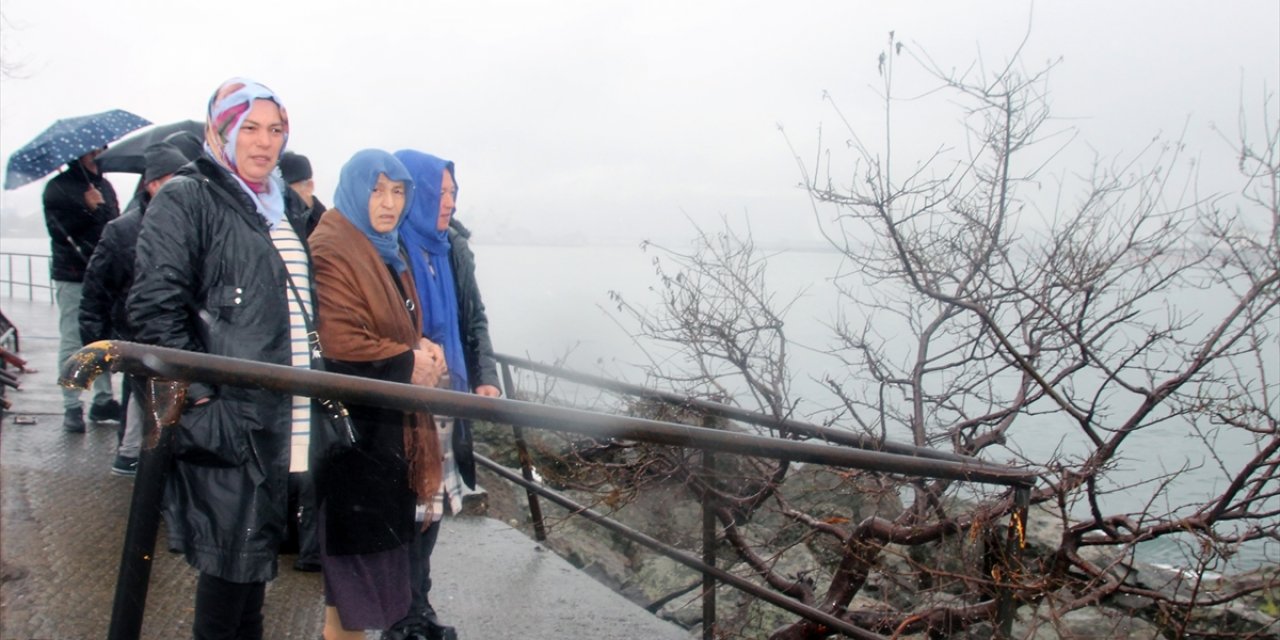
[283,271,326,371]
[280,243,352,430]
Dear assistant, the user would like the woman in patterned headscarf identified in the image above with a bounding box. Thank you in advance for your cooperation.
[129,77,314,640]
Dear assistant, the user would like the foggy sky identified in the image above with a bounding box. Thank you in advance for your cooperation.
[1,0,1277,248]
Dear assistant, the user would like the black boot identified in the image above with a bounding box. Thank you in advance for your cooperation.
[88,397,122,423]
[425,621,457,640]
[63,407,85,433]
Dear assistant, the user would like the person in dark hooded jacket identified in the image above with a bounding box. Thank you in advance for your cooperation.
[280,151,327,236]
[80,141,189,476]
[127,78,313,640]
[279,150,326,573]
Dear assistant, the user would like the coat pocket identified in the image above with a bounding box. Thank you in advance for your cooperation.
[172,398,252,467]
[206,285,247,323]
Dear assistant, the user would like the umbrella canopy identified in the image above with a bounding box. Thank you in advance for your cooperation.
[97,120,205,174]
[4,109,152,190]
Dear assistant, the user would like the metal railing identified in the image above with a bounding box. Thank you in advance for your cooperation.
[61,341,1038,640]
[493,354,1035,640]
[0,252,54,303]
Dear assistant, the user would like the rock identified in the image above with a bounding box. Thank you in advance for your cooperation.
[623,554,700,607]
[1013,600,1164,639]
[540,514,634,590]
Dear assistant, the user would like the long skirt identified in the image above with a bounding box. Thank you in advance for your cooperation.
[319,510,412,630]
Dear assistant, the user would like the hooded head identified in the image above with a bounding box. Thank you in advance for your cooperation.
[392,149,469,393]
[393,150,457,256]
[204,77,289,190]
[142,142,189,184]
[279,151,313,185]
[333,149,415,271]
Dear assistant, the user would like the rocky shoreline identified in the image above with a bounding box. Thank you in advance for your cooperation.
[468,422,1278,638]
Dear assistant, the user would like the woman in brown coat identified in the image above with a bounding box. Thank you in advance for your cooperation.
[308,148,447,639]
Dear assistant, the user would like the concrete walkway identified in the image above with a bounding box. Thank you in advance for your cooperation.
[0,296,690,640]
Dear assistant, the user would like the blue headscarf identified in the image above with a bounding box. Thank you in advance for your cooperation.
[394,149,468,393]
[333,149,415,271]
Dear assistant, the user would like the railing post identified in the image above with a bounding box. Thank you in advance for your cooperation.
[500,361,547,541]
[102,378,185,640]
[994,486,1030,639]
[701,449,717,640]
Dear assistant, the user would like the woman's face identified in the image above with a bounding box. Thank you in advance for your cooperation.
[234,99,286,183]
[368,173,407,233]
[436,170,456,231]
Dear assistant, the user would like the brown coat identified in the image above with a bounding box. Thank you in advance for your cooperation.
[310,210,441,554]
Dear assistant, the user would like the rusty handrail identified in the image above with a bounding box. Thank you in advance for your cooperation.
[61,340,1039,640]
[494,352,986,465]
[62,341,1037,487]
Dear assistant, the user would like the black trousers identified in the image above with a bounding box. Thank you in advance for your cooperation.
[389,518,443,633]
[193,573,266,640]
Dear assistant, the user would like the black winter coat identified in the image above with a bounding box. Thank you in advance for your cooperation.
[302,196,326,238]
[79,193,148,344]
[128,156,310,583]
[448,218,499,489]
[42,164,120,282]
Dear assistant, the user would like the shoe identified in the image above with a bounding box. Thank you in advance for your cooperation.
[293,559,321,572]
[63,407,86,433]
[382,619,455,640]
[110,455,138,477]
[88,398,123,423]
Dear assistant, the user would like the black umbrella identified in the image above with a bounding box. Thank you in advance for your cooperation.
[97,120,204,174]
[4,109,152,190]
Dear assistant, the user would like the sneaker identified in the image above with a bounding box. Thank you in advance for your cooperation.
[110,455,138,477]
[89,398,123,423]
[63,407,86,433]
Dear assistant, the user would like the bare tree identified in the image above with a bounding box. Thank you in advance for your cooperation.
[521,30,1279,639]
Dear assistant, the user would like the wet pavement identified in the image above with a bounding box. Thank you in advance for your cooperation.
[1,297,690,640]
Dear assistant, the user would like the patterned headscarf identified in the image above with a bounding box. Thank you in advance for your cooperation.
[333,149,416,272]
[204,78,289,227]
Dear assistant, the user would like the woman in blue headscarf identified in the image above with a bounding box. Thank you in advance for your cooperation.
[308,149,447,640]
[390,150,502,640]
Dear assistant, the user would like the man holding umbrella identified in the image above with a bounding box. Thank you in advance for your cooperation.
[6,108,151,433]
[43,146,123,432]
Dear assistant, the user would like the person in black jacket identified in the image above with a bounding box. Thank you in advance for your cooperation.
[391,150,502,640]
[280,151,327,236]
[80,142,189,476]
[43,147,121,432]
[127,78,312,640]
[279,150,325,573]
